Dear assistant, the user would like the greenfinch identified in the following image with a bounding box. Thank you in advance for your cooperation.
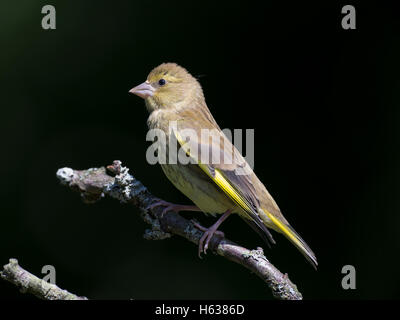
[130,63,317,268]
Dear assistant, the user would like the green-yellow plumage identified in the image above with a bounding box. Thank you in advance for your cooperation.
[130,63,317,268]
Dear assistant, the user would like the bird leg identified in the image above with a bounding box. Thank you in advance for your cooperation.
[147,199,201,218]
[193,209,233,257]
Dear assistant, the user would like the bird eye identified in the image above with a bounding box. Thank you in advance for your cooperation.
[158,79,166,86]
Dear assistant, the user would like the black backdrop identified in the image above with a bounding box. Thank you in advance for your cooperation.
[1,0,399,299]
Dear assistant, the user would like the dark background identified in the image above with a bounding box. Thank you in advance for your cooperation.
[0,0,399,299]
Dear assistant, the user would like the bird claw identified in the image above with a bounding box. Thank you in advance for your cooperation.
[191,220,207,232]
[147,199,167,211]
[147,200,200,218]
[146,200,181,218]
[192,220,225,257]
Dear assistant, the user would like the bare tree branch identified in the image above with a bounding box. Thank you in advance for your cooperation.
[1,259,87,300]
[55,160,303,300]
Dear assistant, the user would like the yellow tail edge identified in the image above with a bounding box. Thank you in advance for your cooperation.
[263,209,318,269]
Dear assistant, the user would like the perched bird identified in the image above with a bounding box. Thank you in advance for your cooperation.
[129,63,317,268]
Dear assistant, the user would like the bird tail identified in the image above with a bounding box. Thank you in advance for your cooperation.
[260,208,318,269]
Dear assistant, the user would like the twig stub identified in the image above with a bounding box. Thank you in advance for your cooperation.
[1,259,87,300]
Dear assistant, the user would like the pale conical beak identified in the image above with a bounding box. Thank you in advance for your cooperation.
[129,81,155,99]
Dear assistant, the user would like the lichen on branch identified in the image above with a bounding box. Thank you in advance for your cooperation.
[1,259,87,300]
[55,160,303,300]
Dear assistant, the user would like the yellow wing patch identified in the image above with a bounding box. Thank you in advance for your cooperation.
[174,129,317,268]
[199,164,252,212]
[175,130,254,217]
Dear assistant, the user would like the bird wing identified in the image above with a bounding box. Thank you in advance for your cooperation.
[171,104,317,268]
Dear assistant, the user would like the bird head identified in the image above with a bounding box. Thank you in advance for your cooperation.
[129,63,203,112]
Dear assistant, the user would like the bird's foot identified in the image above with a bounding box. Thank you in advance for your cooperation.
[191,209,232,258]
[192,220,225,258]
[147,200,200,218]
